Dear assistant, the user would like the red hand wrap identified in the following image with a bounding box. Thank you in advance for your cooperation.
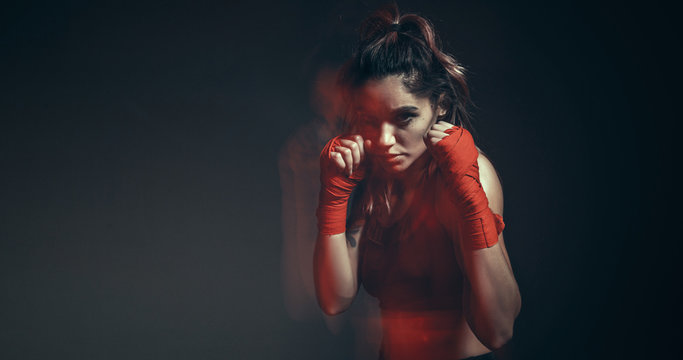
[429,126,505,250]
[316,136,364,235]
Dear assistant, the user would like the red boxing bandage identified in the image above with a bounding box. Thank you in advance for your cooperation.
[429,127,505,250]
[316,136,364,235]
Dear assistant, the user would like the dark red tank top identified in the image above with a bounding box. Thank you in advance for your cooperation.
[358,173,464,311]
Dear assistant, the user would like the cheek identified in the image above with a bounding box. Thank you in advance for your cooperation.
[396,129,428,154]
[405,122,431,147]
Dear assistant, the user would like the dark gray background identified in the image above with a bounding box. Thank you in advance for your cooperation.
[1,0,679,359]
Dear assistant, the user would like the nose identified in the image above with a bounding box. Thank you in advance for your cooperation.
[377,121,396,148]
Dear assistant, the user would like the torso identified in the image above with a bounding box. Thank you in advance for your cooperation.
[357,169,491,360]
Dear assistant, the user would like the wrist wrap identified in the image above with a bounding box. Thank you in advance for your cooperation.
[429,127,505,250]
[316,136,364,235]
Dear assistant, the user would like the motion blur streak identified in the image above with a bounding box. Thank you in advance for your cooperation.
[279,67,383,358]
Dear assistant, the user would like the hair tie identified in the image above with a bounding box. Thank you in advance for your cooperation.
[390,23,401,33]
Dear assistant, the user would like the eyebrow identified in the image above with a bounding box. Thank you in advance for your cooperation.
[354,105,420,119]
[391,106,420,117]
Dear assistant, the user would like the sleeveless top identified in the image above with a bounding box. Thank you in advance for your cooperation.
[357,171,465,312]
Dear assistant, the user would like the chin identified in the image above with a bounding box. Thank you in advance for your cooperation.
[378,158,412,175]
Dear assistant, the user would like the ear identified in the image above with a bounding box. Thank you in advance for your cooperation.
[436,94,448,119]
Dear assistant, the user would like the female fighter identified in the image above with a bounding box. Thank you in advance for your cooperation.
[313,6,521,360]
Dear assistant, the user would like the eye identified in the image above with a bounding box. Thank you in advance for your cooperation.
[398,116,413,125]
[396,113,418,127]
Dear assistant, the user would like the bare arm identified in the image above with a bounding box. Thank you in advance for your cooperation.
[313,135,367,316]
[313,219,363,315]
[460,154,521,350]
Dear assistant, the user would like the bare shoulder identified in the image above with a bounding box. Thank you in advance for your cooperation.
[476,151,504,216]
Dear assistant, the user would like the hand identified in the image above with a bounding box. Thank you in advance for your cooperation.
[317,134,367,235]
[425,121,479,177]
[425,120,455,146]
[323,134,367,179]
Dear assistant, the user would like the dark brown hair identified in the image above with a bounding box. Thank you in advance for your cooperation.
[339,4,472,130]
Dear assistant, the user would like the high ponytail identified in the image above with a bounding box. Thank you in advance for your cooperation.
[339,4,472,130]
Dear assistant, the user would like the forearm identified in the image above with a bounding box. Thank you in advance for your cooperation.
[462,239,521,349]
[313,231,358,315]
[427,124,520,347]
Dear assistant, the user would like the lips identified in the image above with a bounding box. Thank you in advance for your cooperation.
[382,154,403,163]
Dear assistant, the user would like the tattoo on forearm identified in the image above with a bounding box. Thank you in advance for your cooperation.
[346,227,361,248]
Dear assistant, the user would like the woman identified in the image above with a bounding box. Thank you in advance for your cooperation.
[313,6,521,360]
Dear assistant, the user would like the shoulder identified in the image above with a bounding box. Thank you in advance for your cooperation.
[476,150,504,215]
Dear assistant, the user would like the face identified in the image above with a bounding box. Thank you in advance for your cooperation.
[352,75,444,175]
